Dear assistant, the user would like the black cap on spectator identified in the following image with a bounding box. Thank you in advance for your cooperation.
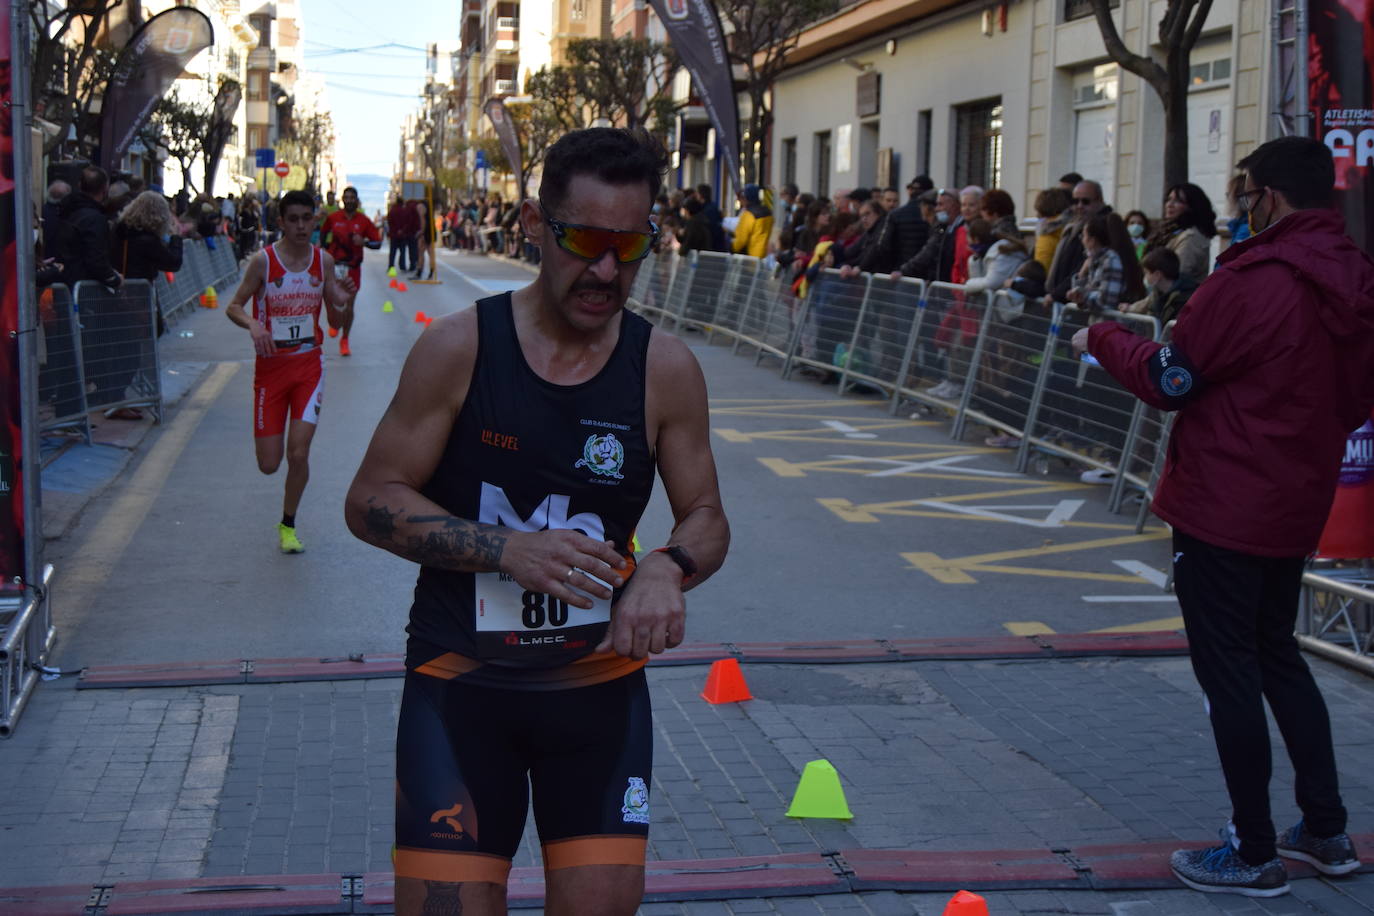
[907,175,934,192]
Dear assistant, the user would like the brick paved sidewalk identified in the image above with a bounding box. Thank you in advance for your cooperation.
[2,654,1373,914]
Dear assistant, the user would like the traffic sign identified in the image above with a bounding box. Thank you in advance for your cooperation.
[255,147,276,168]
[274,161,290,177]
[475,149,488,169]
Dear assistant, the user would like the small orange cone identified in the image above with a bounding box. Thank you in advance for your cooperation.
[414,310,429,323]
[397,281,409,293]
[942,891,989,916]
[388,278,398,289]
[424,317,433,327]
[701,658,752,704]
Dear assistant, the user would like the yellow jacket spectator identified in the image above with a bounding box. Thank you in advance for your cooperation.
[732,183,774,258]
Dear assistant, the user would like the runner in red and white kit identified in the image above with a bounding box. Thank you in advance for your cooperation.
[320,185,381,357]
[226,190,356,554]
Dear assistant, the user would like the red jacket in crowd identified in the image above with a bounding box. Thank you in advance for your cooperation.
[1088,208,1374,557]
[387,201,418,239]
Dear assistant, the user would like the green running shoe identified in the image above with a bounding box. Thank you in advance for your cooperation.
[278,523,304,554]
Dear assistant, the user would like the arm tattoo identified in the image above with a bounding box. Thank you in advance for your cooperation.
[361,499,506,571]
[422,881,464,916]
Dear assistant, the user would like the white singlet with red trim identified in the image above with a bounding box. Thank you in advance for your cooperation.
[252,243,326,353]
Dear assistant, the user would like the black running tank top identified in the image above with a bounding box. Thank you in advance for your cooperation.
[407,293,655,677]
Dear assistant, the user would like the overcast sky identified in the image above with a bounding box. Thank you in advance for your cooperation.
[297,0,460,180]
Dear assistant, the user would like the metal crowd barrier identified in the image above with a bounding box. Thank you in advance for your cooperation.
[1300,569,1374,670]
[154,237,242,327]
[73,279,163,421]
[1,565,55,738]
[625,252,1178,522]
[36,284,91,442]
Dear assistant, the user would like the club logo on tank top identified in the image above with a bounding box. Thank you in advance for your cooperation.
[575,433,626,481]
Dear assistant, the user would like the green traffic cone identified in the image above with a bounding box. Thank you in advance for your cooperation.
[785,760,852,819]
[382,300,394,313]
[387,266,397,278]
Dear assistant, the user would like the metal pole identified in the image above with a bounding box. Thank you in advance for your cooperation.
[12,0,42,594]
[1293,0,1310,137]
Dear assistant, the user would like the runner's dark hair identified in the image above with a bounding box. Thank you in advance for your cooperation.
[1236,136,1335,210]
[539,127,668,216]
[280,189,315,214]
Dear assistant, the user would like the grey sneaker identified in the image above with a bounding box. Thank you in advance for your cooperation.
[1170,842,1290,897]
[1277,820,1362,875]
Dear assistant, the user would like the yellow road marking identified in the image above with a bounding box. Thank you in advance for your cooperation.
[1005,622,1056,636]
[758,457,807,478]
[1093,615,1185,633]
[1002,616,1184,635]
[818,497,1155,532]
[715,429,753,443]
[902,531,1172,584]
[58,363,240,629]
[901,553,978,584]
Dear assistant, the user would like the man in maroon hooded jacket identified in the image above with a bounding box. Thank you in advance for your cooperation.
[1076,136,1374,898]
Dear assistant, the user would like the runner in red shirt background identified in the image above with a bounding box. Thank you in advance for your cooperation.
[320,186,381,356]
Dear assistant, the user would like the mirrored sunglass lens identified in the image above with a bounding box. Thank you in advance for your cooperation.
[561,226,650,262]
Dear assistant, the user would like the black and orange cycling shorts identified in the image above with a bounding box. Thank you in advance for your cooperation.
[393,666,652,883]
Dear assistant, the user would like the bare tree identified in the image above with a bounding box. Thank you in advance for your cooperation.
[1087,0,1214,190]
[525,65,592,133]
[566,37,678,130]
[29,0,126,159]
[285,110,335,194]
[718,0,839,183]
[138,88,214,195]
[503,99,567,197]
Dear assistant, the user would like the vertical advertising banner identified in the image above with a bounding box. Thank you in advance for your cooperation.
[648,0,742,196]
[1,0,22,592]
[100,7,214,171]
[1308,0,1374,253]
[484,98,525,200]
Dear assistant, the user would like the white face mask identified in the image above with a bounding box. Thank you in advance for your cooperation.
[936,210,951,224]
[1128,223,1145,239]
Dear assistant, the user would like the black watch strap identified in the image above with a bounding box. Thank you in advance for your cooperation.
[652,545,698,582]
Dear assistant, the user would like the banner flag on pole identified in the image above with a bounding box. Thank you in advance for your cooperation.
[1307,0,1374,254]
[100,7,214,171]
[203,79,244,192]
[647,0,742,196]
[484,98,525,200]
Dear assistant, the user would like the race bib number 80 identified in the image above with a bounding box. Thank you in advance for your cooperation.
[474,572,610,632]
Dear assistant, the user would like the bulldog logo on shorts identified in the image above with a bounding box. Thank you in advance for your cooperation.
[621,776,649,824]
[575,433,625,480]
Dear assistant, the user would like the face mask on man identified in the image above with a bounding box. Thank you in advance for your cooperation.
[1128,223,1145,239]
[936,210,950,225]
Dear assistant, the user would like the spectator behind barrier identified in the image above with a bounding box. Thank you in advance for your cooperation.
[886,179,932,269]
[1125,246,1196,326]
[963,191,1028,294]
[695,184,727,251]
[113,191,184,282]
[55,166,122,289]
[1124,210,1151,260]
[731,183,773,259]
[677,196,713,258]
[1067,212,1142,313]
[1144,182,1217,285]
[1032,187,1072,273]
[1047,179,1110,303]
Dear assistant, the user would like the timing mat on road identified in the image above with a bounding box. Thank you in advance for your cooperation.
[3,839,1369,913]
[72,631,1189,689]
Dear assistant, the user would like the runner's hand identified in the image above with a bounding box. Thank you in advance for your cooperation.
[249,320,277,357]
[499,530,627,611]
[596,552,685,659]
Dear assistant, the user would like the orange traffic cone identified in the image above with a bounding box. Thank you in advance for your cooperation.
[414,311,429,323]
[701,658,752,704]
[942,891,989,916]
[388,278,398,289]
[397,281,409,293]
[424,317,433,327]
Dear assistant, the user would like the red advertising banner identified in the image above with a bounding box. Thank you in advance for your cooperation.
[1,0,24,594]
[1309,0,1374,253]
[1317,415,1374,558]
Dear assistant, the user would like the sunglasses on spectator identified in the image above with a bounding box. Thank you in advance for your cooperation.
[540,204,659,263]
[1073,197,1096,206]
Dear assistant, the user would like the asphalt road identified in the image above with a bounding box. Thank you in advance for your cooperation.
[44,248,1180,670]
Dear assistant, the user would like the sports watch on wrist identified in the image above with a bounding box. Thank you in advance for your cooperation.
[651,545,698,583]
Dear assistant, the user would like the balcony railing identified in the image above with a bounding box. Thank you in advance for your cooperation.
[496,16,518,29]
[494,79,517,94]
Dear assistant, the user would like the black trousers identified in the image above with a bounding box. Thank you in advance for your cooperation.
[1172,529,1347,864]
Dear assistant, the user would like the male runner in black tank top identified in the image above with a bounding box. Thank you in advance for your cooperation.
[346,128,730,916]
